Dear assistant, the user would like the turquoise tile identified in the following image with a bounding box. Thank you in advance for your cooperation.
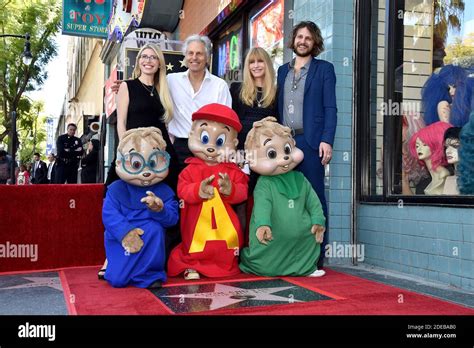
[449,274,461,288]
[417,253,429,269]
[341,203,351,216]
[460,277,474,291]
[412,267,429,279]
[340,189,351,203]
[417,221,437,238]
[341,216,351,228]
[460,260,474,279]
[439,272,450,285]
[462,225,474,242]
[459,244,473,260]
[428,254,439,271]
[340,230,350,242]
[427,270,439,282]
[437,257,450,274]
[448,258,462,277]
[329,202,342,216]
[461,210,474,225]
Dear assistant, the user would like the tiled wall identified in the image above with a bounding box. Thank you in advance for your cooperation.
[293,0,354,264]
[358,205,474,291]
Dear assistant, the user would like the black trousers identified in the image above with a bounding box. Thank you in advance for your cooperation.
[56,162,79,184]
[173,137,193,172]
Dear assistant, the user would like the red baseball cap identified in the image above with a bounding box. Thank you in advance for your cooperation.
[192,103,242,132]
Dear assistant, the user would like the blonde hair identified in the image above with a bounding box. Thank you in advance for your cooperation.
[133,44,174,123]
[240,47,276,108]
[244,117,293,151]
[118,127,167,153]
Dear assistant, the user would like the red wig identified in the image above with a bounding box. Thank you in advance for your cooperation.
[409,121,452,171]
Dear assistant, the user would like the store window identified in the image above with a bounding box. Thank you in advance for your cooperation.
[213,20,244,84]
[249,0,285,71]
[360,0,474,201]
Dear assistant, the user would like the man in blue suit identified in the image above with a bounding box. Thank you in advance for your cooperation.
[277,21,337,269]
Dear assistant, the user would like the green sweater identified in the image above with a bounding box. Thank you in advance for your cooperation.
[239,170,325,276]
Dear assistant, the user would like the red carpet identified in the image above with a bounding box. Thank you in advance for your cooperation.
[60,266,474,315]
[0,185,105,272]
[2,185,472,315]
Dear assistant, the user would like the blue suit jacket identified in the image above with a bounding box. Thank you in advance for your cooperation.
[277,58,337,149]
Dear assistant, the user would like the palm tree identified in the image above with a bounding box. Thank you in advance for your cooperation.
[432,0,465,68]
[433,0,465,41]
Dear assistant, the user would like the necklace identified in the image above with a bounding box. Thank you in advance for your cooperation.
[139,80,155,96]
[292,68,308,91]
[255,88,263,108]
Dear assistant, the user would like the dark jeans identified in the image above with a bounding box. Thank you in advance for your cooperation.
[294,134,329,268]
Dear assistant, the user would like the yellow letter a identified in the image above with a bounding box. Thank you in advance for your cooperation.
[189,188,239,253]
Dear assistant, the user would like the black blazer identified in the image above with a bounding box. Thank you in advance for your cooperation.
[32,161,48,184]
[47,161,58,184]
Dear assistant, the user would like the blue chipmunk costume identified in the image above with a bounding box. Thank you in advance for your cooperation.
[103,127,179,288]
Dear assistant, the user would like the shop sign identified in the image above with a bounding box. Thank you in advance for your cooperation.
[62,0,111,39]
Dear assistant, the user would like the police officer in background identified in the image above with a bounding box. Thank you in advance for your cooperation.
[56,123,83,184]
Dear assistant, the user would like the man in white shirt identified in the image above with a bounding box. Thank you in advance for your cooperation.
[167,34,232,170]
[47,153,57,184]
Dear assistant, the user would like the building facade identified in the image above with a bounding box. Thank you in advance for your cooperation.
[61,37,104,139]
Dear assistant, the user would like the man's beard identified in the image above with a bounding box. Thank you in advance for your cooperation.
[294,45,312,57]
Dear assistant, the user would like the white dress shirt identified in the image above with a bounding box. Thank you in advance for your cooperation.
[167,69,232,138]
[47,161,55,181]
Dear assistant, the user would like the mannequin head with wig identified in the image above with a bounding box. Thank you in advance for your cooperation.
[409,121,452,171]
[421,65,473,127]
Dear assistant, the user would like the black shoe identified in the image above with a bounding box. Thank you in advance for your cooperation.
[147,280,163,289]
[98,268,106,280]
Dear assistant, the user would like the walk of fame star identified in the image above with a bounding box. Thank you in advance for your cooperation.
[0,276,63,291]
[151,279,332,313]
[164,283,302,310]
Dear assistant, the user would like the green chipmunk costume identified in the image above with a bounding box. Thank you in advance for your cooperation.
[239,117,326,277]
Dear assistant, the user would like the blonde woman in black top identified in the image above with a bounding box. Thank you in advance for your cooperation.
[116,44,174,139]
[230,47,277,155]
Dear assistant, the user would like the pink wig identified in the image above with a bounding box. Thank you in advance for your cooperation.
[409,121,452,171]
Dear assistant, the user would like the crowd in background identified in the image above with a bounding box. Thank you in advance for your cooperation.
[0,123,99,185]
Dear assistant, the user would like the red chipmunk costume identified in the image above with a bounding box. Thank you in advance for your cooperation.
[167,104,248,279]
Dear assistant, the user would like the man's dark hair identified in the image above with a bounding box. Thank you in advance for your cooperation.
[67,123,77,129]
[288,21,325,57]
[34,152,40,157]
[0,150,6,157]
